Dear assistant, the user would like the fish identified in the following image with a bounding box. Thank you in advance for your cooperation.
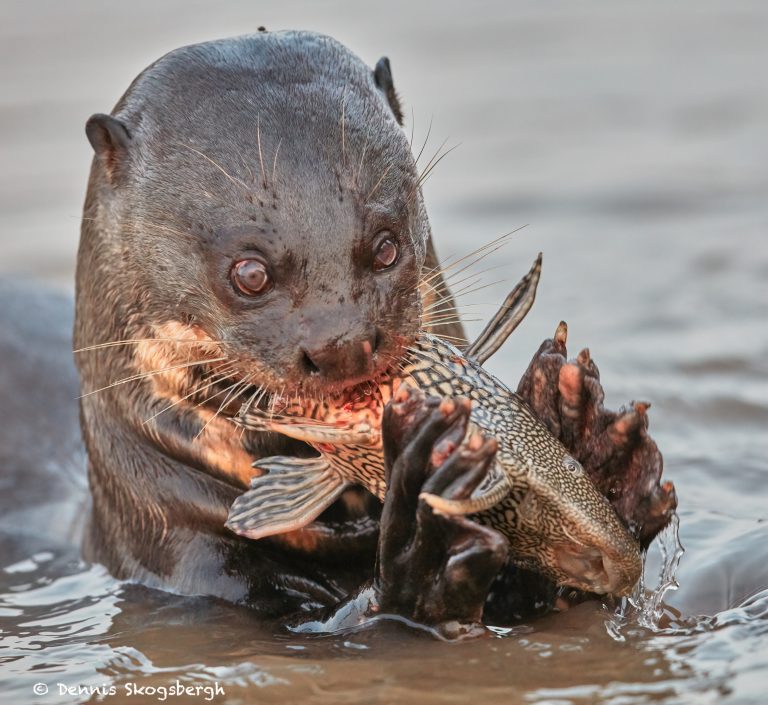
[226,255,642,595]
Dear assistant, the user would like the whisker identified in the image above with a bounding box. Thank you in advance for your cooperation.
[176,143,250,192]
[256,116,267,189]
[241,384,268,418]
[440,264,511,298]
[422,301,488,317]
[78,357,227,399]
[240,151,255,184]
[422,315,478,326]
[422,311,479,324]
[444,275,484,299]
[422,301,498,319]
[418,136,449,172]
[421,303,459,316]
[228,377,256,409]
[414,146,461,191]
[271,137,283,186]
[428,226,528,276]
[421,296,466,314]
[404,346,442,363]
[340,88,348,167]
[402,137,459,206]
[435,333,468,344]
[413,115,433,165]
[415,141,461,189]
[216,375,254,420]
[190,366,246,412]
[450,279,508,300]
[423,281,508,327]
[440,244,510,288]
[419,278,445,304]
[194,376,252,440]
[356,127,370,188]
[420,225,527,287]
[74,337,225,353]
[366,163,393,202]
[141,363,239,425]
[422,287,497,311]
[130,220,193,240]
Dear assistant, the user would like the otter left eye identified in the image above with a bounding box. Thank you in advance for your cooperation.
[373,236,399,271]
[231,258,271,296]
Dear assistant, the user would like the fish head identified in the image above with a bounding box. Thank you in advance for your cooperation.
[513,452,643,596]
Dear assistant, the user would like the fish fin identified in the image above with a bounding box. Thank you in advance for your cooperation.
[237,409,376,446]
[225,456,349,540]
[235,407,282,433]
[419,460,510,515]
[465,253,542,364]
[237,407,322,433]
[268,420,376,446]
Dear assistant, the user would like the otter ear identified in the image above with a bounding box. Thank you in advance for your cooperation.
[85,113,132,186]
[373,57,404,125]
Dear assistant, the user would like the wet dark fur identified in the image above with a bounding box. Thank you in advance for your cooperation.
[75,31,460,612]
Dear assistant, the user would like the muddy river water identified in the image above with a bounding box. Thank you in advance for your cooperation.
[1,1,766,703]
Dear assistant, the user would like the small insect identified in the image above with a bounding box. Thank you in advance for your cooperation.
[227,256,642,595]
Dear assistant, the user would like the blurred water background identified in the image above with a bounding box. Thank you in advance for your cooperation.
[1,1,766,703]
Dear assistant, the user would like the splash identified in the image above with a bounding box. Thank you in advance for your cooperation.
[605,513,685,639]
[637,513,685,628]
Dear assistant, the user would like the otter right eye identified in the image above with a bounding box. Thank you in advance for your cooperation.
[231,259,270,296]
[373,236,399,271]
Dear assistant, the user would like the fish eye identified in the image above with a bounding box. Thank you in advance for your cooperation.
[564,457,583,475]
[231,258,271,296]
[373,234,399,272]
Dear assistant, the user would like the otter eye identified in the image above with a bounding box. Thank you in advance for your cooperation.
[231,259,270,296]
[373,236,399,271]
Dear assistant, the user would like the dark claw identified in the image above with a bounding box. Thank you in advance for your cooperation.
[381,387,472,551]
[516,324,570,438]
[554,320,568,350]
[383,385,470,474]
[423,435,498,501]
[557,361,587,451]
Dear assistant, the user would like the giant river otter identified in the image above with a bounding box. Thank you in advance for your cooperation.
[33,29,674,637]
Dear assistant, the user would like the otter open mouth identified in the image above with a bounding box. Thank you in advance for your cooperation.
[269,366,398,413]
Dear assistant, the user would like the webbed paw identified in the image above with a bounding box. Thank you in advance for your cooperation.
[375,385,508,638]
[517,322,677,548]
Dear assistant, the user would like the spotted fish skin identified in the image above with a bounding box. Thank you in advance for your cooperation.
[233,332,642,596]
[403,337,638,594]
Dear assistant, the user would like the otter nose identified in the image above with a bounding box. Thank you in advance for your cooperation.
[300,331,380,382]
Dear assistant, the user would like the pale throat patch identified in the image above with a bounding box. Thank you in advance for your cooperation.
[133,320,259,487]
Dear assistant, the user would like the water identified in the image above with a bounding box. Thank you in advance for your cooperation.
[1,0,767,702]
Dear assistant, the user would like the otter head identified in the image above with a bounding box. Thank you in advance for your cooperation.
[78,32,430,416]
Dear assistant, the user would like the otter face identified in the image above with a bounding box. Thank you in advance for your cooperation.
[82,32,428,401]
[192,162,425,397]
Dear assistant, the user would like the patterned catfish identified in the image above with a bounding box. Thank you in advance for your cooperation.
[226,256,643,595]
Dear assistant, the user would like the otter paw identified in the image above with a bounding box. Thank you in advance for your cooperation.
[517,322,677,547]
[376,389,508,637]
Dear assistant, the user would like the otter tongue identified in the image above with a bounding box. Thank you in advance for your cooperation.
[225,457,349,540]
